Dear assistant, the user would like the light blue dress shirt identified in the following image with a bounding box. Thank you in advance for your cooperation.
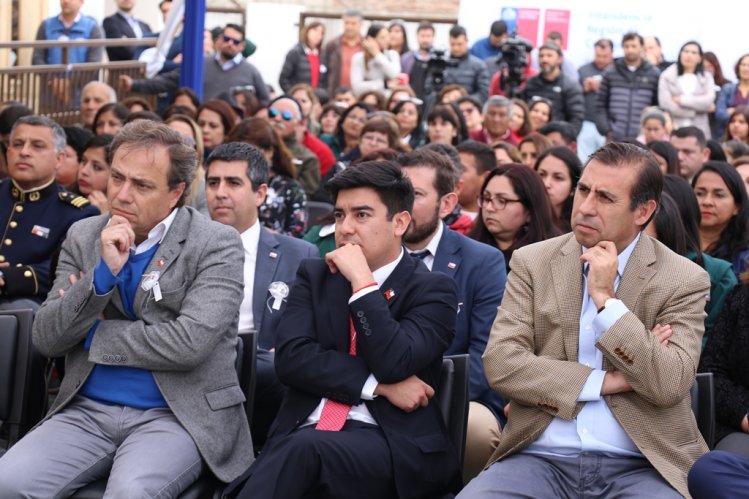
[525,234,644,458]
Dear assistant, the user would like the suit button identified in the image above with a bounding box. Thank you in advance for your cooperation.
[614,347,622,354]
[627,360,634,365]
[102,355,108,361]
[122,355,128,362]
[114,355,121,362]
[356,311,364,318]
[360,317,367,324]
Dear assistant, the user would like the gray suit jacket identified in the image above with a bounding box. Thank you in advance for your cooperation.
[252,229,318,349]
[32,207,253,482]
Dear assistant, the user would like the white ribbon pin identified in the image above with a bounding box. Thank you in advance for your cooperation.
[141,271,162,302]
[268,281,289,311]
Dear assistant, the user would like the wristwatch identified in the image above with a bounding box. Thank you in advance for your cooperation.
[597,297,617,314]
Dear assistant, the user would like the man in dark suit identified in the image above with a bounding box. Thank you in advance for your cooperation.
[398,148,507,483]
[103,0,153,61]
[226,160,461,498]
[205,142,318,447]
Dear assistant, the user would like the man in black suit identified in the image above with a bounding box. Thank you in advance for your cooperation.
[226,160,461,498]
[103,0,153,61]
[205,142,318,447]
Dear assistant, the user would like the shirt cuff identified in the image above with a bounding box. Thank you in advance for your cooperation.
[349,284,380,304]
[578,369,607,401]
[93,258,119,296]
[593,298,628,333]
[361,374,379,400]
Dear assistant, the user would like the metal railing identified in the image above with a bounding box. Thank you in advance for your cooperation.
[0,39,159,124]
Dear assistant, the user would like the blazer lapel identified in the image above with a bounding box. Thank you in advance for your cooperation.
[133,208,188,313]
[253,229,281,339]
[552,235,584,362]
[327,271,355,352]
[431,225,460,279]
[616,235,657,313]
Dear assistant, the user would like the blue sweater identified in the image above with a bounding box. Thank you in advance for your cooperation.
[79,245,168,409]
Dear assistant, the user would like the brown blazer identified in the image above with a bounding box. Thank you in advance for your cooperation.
[483,233,710,498]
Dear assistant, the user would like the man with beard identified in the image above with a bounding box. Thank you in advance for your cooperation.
[203,24,270,104]
[523,42,584,135]
[266,95,320,197]
[402,21,435,100]
[398,148,507,483]
[596,32,660,141]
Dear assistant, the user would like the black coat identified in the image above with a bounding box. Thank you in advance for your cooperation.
[279,43,328,93]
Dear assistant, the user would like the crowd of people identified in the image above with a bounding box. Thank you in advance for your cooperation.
[1,1,749,497]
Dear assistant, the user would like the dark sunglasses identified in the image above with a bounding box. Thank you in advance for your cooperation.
[223,35,243,46]
[269,108,294,121]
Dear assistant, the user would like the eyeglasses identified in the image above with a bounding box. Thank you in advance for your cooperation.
[477,193,523,210]
[223,35,243,46]
[269,108,294,121]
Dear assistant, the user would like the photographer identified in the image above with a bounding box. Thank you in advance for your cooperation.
[488,34,535,99]
[424,25,490,105]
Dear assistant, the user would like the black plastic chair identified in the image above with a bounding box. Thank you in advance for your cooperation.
[690,372,716,449]
[714,431,749,458]
[71,335,254,499]
[0,308,46,454]
[438,354,469,470]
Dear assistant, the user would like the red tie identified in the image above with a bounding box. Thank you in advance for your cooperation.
[316,317,357,431]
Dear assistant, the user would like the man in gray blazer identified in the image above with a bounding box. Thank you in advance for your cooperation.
[0,121,252,497]
[205,142,318,447]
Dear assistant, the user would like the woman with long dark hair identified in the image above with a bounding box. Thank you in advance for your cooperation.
[469,164,560,271]
[662,174,737,343]
[350,23,401,97]
[533,147,582,233]
[692,161,749,276]
[392,98,425,150]
[659,41,716,138]
[320,102,371,158]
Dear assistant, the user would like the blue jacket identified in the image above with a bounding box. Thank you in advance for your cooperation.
[715,82,740,138]
[432,224,507,420]
[36,15,100,65]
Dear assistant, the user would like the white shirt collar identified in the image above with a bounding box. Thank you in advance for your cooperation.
[423,221,444,257]
[371,248,404,287]
[58,12,82,29]
[132,208,179,255]
[239,220,262,256]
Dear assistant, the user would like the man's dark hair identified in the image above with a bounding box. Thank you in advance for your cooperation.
[206,141,269,191]
[422,142,462,182]
[110,120,197,207]
[225,23,245,39]
[490,21,507,37]
[326,160,414,219]
[671,126,707,148]
[456,141,497,174]
[63,125,94,161]
[707,139,727,162]
[397,149,456,198]
[621,32,643,46]
[538,122,577,145]
[0,104,33,136]
[449,25,467,39]
[587,142,662,216]
[594,38,614,50]
[547,31,563,43]
[417,21,434,34]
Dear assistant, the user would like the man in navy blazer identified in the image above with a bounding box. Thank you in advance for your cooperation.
[398,148,507,483]
[102,0,153,61]
[226,160,461,498]
[205,142,318,447]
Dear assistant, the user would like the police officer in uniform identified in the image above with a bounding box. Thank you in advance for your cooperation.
[1,115,99,310]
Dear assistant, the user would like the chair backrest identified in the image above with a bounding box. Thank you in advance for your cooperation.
[0,309,44,450]
[691,372,715,449]
[238,331,259,428]
[438,354,469,469]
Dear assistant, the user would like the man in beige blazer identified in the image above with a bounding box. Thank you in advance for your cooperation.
[460,142,710,498]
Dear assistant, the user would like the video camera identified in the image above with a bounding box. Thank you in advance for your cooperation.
[495,34,533,98]
[425,48,459,92]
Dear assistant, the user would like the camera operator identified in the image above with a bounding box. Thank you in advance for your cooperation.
[470,20,509,60]
[424,25,490,105]
[488,33,534,99]
[404,21,436,100]
[523,42,584,135]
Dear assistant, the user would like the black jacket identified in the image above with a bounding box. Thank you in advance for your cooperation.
[595,58,660,140]
[279,43,328,93]
[523,72,584,134]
